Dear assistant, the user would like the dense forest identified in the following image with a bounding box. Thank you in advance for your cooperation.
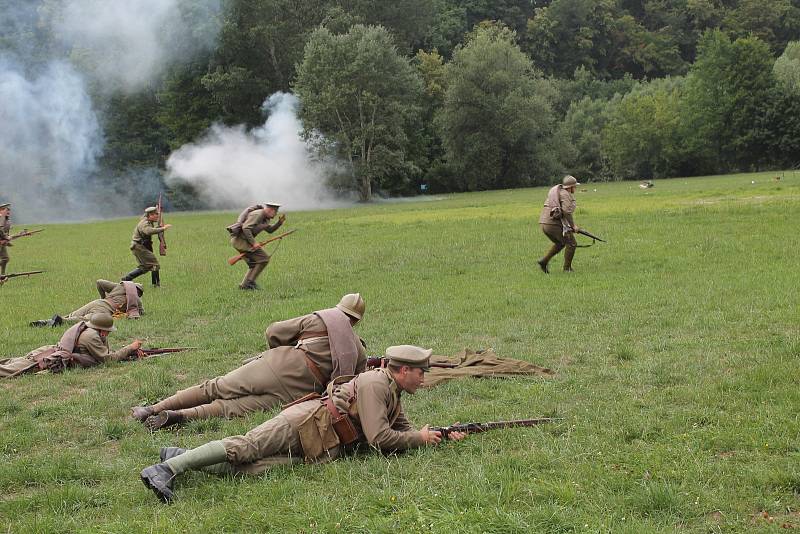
[3,0,800,206]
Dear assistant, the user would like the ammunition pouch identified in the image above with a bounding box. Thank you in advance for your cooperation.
[325,398,358,445]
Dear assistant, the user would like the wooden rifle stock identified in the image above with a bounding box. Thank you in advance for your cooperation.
[228,229,296,265]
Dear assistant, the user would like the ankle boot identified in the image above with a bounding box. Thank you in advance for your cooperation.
[151,271,160,287]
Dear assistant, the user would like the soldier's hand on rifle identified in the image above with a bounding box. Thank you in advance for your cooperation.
[162,224,173,230]
[278,214,286,223]
[420,425,443,445]
[573,224,580,232]
[129,339,143,351]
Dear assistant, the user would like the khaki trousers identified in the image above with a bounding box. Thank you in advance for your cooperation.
[222,402,341,475]
[540,223,577,269]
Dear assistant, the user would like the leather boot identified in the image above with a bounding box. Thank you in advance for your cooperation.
[563,245,576,272]
[239,268,254,290]
[145,410,184,431]
[249,263,266,289]
[140,463,175,503]
[151,270,160,287]
[122,268,146,281]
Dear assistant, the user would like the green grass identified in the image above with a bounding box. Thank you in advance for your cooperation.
[1,170,799,532]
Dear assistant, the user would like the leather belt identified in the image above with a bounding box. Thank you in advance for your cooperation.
[304,356,327,385]
[324,397,358,445]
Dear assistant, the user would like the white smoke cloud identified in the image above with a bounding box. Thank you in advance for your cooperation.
[0,57,102,218]
[165,92,347,210]
[54,0,220,92]
[0,0,222,222]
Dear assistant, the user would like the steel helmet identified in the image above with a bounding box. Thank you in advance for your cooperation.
[87,313,116,332]
[336,293,365,321]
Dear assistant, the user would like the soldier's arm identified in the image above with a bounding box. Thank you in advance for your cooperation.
[560,190,576,228]
[356,382,426,451]
[390,409,415,432]
[265,214,285,233]
[265,314,309,348]
[96,279,117,298]
[140,224,166,236]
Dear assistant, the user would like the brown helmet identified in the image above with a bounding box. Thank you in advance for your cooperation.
[336,293,365,321]
[562,175,580,188]
[87,313,116,332]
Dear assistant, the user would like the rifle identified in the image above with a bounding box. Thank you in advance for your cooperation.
[136,347,194,359]
[0,228,44,245]
[0,270,44,285]
[157,194,167,256]
[430,418,562,439]
[366,356,459,369]
[576,228,606,243]
[228,229,297,265]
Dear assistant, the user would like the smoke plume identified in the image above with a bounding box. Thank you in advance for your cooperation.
[165,92,347,210]
[0,0,221,223]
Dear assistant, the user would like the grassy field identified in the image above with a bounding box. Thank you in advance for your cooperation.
[1,171,799,533]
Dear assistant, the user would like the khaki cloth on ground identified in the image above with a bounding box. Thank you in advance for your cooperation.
[422,348,554,388]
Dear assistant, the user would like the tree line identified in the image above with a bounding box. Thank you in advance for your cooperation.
[7,0,800,202]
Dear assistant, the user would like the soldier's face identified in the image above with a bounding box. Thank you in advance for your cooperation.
[146,212,159,222]
[398,367,425,394]
[265,207,277,218]
[99,330,109,338]
[0,208,9,216]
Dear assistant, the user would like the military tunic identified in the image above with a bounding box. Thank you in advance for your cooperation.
[0,213,10,274]
[149,313,366,420]
[64,280,144,323]
[220,368,424,474]
[130,217,163,271]
[230,209,283,267]
[0,327,136,377]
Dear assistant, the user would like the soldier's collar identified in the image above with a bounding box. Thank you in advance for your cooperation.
[378,367,400,395]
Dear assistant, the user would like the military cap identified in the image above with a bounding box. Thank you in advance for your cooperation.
[385,345,432,371]
[0,203,10,209]
[265,202,281,209]
[144,206,158,215]
[87,313,116,332]
[562,175,580,188]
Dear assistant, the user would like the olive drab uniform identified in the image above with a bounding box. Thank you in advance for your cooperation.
[189,368,424,476]
[229,208,284,289]
[64,280,144,323]
[539,184,578,271]
[122,209,167,286]
[139,311,366,423]
[0,210,11,275]
[132,217,162,270]
[0,322,137,378]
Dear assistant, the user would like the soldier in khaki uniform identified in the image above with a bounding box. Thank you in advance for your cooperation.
[122,206,171,287]
[30,279,144,327]
[228,202,285,290]
[1,313,141,378]
[132,293,367,430]
[0,203,12,275]
[538,175,581,273]
[140,345,467,502]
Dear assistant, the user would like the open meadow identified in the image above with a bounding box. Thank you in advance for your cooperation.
[1,171,799,533]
